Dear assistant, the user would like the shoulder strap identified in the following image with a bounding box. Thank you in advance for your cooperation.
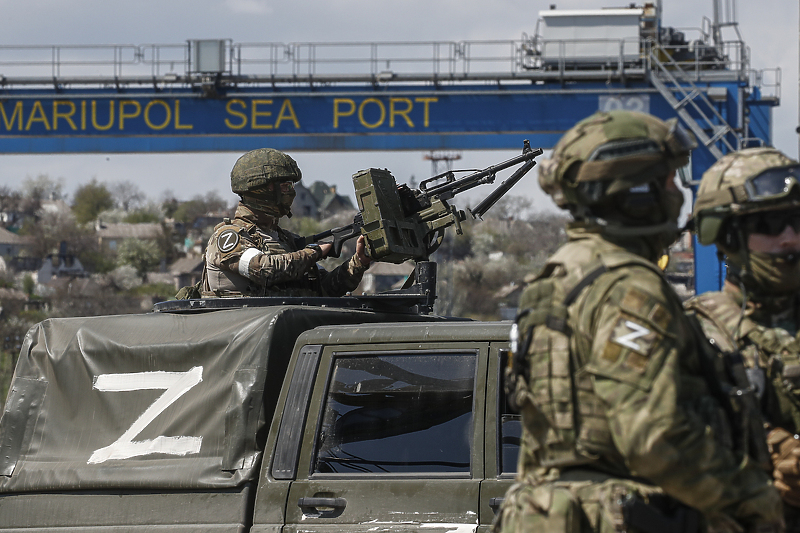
[548,252,662,332]
[564,264,608,306]
[542,264,608,334]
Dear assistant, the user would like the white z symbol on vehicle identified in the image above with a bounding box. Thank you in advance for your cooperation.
[614,321,651,352]
[88,366,203,464]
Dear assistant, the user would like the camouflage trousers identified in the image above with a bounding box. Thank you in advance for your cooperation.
[492,474,704,533]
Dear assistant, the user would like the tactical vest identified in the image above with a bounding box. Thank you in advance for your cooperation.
[510,251,658,475]
[688,291,800,437]
[509,248,757,477]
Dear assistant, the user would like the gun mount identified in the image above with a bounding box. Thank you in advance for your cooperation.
[300,141,543,263]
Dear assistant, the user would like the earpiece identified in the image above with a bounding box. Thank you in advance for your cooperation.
[721,227,740,253]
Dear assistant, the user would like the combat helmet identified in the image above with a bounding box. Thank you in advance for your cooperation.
[231,148,302,217]
[693,147,800,247]
[538,110,696,248]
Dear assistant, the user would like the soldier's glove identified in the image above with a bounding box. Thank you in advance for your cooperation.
[767,427,800,508]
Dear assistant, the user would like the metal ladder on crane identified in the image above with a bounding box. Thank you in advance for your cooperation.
[647,46,742,160]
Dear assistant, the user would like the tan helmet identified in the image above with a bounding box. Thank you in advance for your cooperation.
[538,110,695,213]
[693,147,800,246]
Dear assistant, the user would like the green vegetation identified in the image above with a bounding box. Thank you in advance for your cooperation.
[170,192,228,224]
[124,210,160,223]
[0,308,49,405]
[72,179,115,224]
[126,282,177,300]
[117,239,162,281]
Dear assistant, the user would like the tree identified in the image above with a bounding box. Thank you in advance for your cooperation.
[18,207,110,273]
[0,303,47,410]
[22,274,35,297]
[21,174,65,202]
[124,210,161,223]
[110,180,146,211]
[171,191,230,224]
[72,179,114,224]
[437,210,569,319]
[281,215,323,237]
[160,190,180,219]
[0,185,23,228]
[116,239,161,281]
[0,185,21,213]
[12,175,67,226]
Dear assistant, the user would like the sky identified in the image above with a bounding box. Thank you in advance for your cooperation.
[0,0,797,214]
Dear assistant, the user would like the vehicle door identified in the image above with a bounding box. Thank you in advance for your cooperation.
[284,341,489,533]
[479,343,519,533]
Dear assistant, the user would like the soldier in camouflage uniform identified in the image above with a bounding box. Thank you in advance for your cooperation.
[200,148,371,297]
[494,111,783,533]
[687,148,800,525]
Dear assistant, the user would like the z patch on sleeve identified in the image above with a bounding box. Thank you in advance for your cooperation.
[217,229,240,253]
[602,314,662,373]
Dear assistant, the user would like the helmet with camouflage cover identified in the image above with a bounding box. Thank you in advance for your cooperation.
[231,148,302,193]
[538,110,696,248]
[693,147,800,247]
[693,147,800,296]
[231,148,302,217]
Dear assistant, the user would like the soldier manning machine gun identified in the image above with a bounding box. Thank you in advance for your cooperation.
[295,141,543,313]
[300,141,543,262]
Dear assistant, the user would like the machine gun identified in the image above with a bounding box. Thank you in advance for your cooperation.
[299,140,543,264]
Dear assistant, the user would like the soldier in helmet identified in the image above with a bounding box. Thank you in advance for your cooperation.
[687,147,800,525]
[494,111,783,533]
[200,148,371,298]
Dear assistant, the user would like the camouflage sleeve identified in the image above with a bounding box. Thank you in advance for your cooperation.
[584,268,781,525]
[213,228,324,287]
[318,254,369,297]
[238,246,323,286]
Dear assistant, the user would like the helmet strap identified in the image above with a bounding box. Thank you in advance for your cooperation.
[733,277,749,341]
[723,220,756,290]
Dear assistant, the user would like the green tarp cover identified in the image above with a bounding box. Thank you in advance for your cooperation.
[0,306,368,493]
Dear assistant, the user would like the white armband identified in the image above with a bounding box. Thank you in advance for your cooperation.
[238,247,262,279]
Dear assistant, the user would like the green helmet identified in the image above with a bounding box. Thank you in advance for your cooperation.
[538,110,695,212]
[693,147,800,246]
[230,148,302,195]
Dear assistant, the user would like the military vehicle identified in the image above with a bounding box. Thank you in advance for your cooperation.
[0,279,520,532]
[0,148,543,531]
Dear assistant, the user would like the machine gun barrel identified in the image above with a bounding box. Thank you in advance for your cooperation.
[419,141,541,201]
[469,144,544,220]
